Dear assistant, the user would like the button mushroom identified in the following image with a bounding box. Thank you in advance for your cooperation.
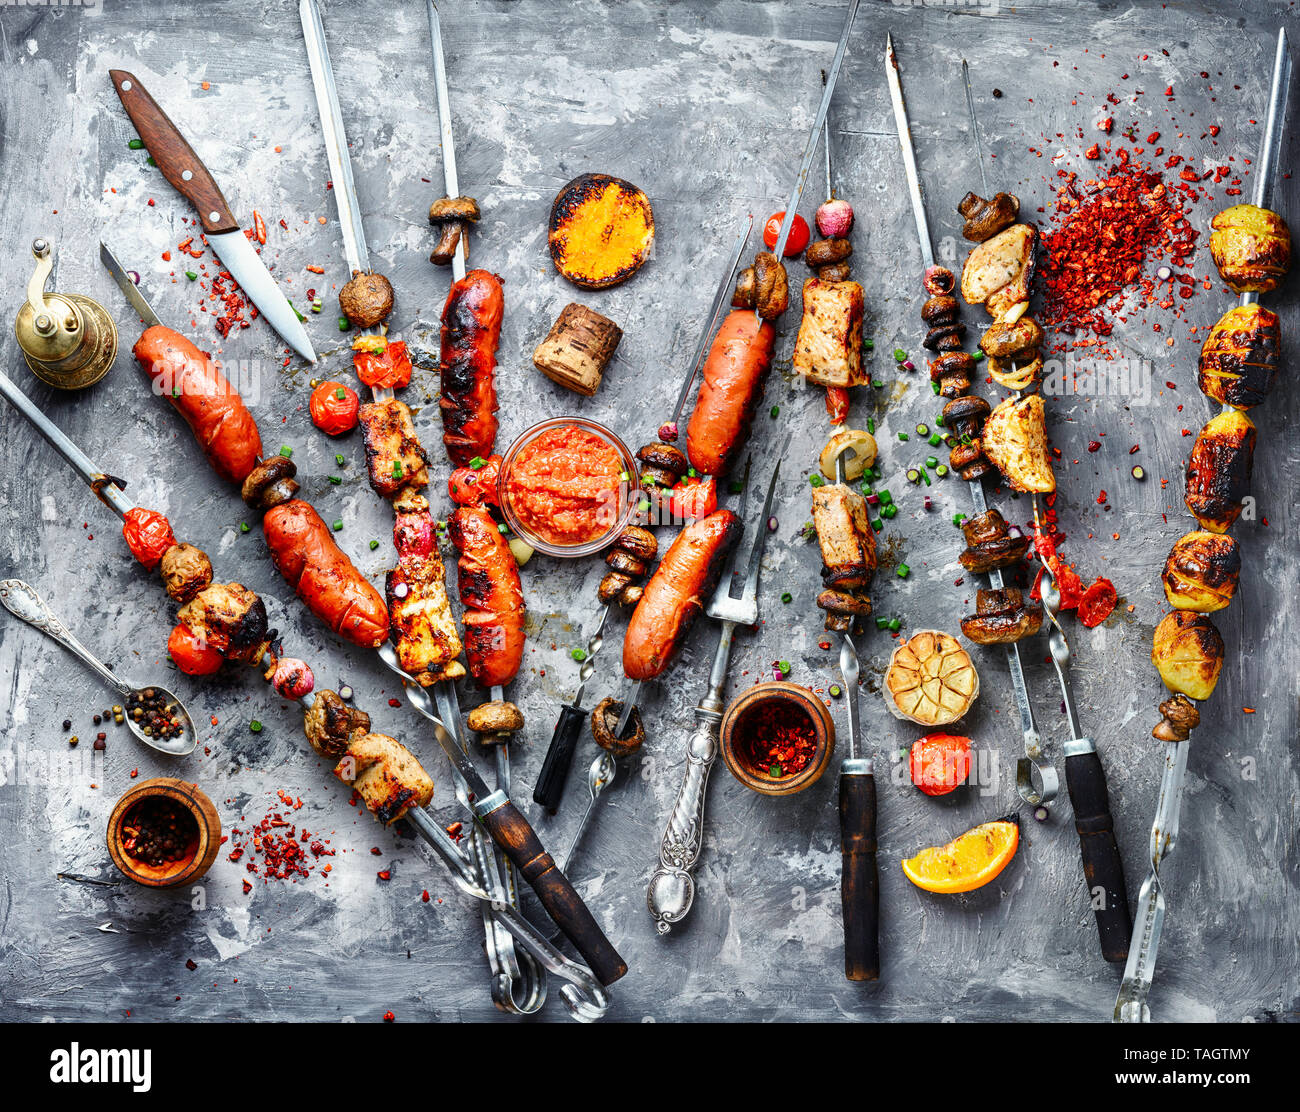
[428,195,481,267]
[339,270,395,329]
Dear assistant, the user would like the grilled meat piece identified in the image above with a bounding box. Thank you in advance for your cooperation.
[812,483,876,593]
[959,509,1031,573]
[1152,611,1224,702]
[303,689,371,760]
[960,222,1036,317]
[960,587,1043,644]
[1184,409,1257,533]
[334,732,434,824]
[359,398,430,499]
[387,491,466,684]
[982,394,1055,493]
[958,191,1020,242]
[1198,304,1282,410]
[176,583,268,663]
[792,278,866,389]
[1161,531,1241,612]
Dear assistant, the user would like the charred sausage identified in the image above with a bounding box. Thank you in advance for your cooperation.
[448,505,525,688]
[132,324,263,484]
[263,500,389,648]
[623,509,741,681]
[440,269,503,466]
[685,310,776,477]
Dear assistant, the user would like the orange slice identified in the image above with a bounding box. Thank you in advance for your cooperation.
[549,174,655,290]
[901,818,1019,894]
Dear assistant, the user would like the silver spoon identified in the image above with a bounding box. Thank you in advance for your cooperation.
[556,750,617,876]
[0,579,196,756]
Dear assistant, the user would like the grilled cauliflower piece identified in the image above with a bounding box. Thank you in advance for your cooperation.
[981,394,1055,493]
[334,732,434,825]
[1151,612,1224,702]
[1184,410,1257,533]
[1161,531,1241,613]
[792,278,866,388]
[960,223,1036,316]
[885,631,979,726]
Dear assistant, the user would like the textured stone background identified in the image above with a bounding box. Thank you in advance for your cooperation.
[0,0,1295,1023]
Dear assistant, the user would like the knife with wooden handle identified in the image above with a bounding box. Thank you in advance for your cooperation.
[108,69,317,364]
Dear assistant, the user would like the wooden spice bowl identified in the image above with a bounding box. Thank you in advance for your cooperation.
[720,681,835,796]
[107,777,222,889]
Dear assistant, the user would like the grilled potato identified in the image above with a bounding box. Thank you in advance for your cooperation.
[334,732,434,825]
[1197,304,1281,410]
[1151,611,1224,702]
[548,174,654,290]
[960,223,1036,316]
[792,278,866,388]
[1184,409,1257,533]
[981,394,1055,493]
[1161,531,1241,612]
[1209,204,1291,293]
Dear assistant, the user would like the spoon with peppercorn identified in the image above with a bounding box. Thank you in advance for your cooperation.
[0,580,196,756]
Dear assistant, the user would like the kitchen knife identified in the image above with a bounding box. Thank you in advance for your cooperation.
[108,69,318,364]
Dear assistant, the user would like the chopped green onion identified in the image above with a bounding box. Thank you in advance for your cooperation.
[866,418,875,435]
[338,316,351,331]
[882,504,898,519]
[925,456,939,468]
[498,524,507,533]
[936,414,946,427]
[916,423,929,436]
[392,461,403,478]
[239,522,250,534]
[952,513,967,527]
[288,301,306,323]
[778,660,791,676]
[871,379,884,388]
[920,469,931,486]
[870,518,883,532]
[972,350,985,362]
[898,432,909,442]
[893,348,906,361]
[328,475,342,485]
[129,138,145,150]
[687,467,698,478]
[185,270,197,281]
[928,433,942,447]
[932,382,941,395]
[864,338,874,351]
[769,764,783,778]
[335,387,346,400]
[780,592,793,604]
[638,499,651,513]
[571,648,587,662]
[332,519,343,531]
[878,490,893,506]
[311,299,323,313]
[770,405,780,418]
[279,445,293,458]
[935,464,949,477]
[888,617,901,632]
[829,684,842,698]
[809,474,825,487]
[876,616,889,630]
[146,155,157,167]
[469,456,486,470]
[249,719,263,733]
[619,471,629,482]
[370,539,380,550]
[335,453,346,466]
[906,468,921,484]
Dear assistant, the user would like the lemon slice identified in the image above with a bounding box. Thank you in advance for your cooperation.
[901,818,1020,894]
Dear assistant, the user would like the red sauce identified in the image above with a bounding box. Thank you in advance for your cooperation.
[506,426,626,546]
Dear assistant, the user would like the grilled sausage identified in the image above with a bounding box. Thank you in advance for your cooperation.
[440,269,503,466]
[263,500,389,648]
[449,505,525,688]
[132,324,263,484]
[623,509,741,681]
[685,310,776,477]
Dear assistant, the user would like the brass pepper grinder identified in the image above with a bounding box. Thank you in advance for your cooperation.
[14,237,118,389]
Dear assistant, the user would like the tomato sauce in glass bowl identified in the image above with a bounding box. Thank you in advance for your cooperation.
[498,418,636,557]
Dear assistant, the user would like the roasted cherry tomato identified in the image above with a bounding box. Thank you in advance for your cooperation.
[122,507,176,571]
[1032,534,1085,611]
[762,211,810,257]
[448,455,502,507]
[309,380,360,436]
[825,385,850,425]
[909,732,973,796]
[1078,577,1119,628]
[167,622,224,676]
[353,339,413,390]
[669,476,718,522]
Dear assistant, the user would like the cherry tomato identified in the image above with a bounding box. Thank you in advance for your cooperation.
[448,455,502,507]
[167,623,224,676]
[309,381,360,436]
[353,340,413,390]
[824,386,850,425]
[122,508,176,571]
[1031,534,1085,611]
[762,211,810,257]
[909,732,973,796]
[669,477,718,522]
[1078,577,1119,628]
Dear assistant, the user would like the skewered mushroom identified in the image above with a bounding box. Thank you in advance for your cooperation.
[428,195,481,267]
[159,542,213,604]
[941,394,996,482]
[241,455,299,510]
[591,696,646,758]
[957,191,1020,242]
[1152,694,1200,742]
[929,351,977,399]
[598,526,658,606]
[958,509,1031,573]
[921,294,967,353]
[805,237,853,268]
[339,270,395,329]
[752,251,789,319]
[635,441,689,492]
[960,587,1043,645]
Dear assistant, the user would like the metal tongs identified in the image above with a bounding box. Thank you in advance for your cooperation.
[0,369,608,1021]
[1116,26,1291,1023]
[647,452,785,933]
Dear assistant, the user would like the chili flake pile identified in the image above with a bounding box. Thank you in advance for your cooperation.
[739,702,818,779]
[1040,152,1200,343]
[225,791,334,886]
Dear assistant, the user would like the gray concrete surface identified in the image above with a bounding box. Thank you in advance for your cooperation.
[0,0,1295,1023]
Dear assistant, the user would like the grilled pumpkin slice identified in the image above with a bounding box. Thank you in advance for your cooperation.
[548,173,655,290]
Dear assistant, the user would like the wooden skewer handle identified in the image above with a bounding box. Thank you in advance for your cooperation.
[839,765,880,982]
[1066,747,1132,963]
[533,704,586,812]
[479,797,627,985]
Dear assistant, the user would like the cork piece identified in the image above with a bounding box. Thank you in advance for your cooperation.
[533,302,623,396]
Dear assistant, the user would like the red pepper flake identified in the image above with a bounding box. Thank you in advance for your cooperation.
[1087,440,1101,453]
[1098,117,1113,133]
[383,1010,396,1022]
[377,870,391,881]
[1084,142,1101,159]
[1096,490,1108,504]
[421,890,431,903]
[306,264,325,274]
[253,210,267,245]
[388,697,402,707]
[735,700,819,779]
[1243,707,1256,714]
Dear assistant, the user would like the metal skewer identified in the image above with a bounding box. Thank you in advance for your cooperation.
[886,33,1057,809]
[648,453,783,933]
[1115,25,1291,1023]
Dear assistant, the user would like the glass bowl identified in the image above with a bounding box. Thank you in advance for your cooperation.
[497,417,638,558]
